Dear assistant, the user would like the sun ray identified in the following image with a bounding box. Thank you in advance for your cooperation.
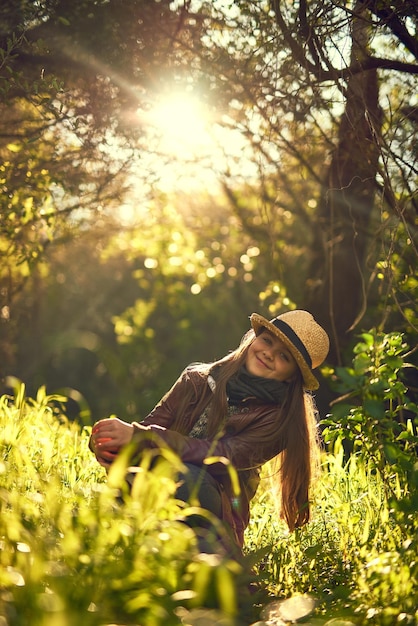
[145,90,213,155]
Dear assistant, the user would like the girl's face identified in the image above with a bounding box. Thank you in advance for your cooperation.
[245,330,299,382]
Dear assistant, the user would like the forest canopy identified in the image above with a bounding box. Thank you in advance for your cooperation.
[0,0,417,420]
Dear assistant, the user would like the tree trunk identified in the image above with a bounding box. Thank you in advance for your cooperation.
[305,6,382,364]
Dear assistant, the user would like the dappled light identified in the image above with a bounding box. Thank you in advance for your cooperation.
[1,342,418,623]
[0,1,417,623]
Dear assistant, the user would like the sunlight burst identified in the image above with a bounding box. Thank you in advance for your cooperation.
[114,88,258,215]
[146,91,213,155]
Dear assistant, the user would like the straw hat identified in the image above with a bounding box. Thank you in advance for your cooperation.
[250,310,329,390]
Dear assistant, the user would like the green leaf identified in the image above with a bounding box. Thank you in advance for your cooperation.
[364,399,385,419]
[352,353,371,374]
[383,442,399,464]
[328,403,352,419]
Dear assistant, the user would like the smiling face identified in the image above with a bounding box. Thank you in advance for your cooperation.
[245,330,299,382]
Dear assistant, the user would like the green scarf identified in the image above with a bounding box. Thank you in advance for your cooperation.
[226,365,289,405]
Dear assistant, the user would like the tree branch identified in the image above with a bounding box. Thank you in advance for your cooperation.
[272,1,418,83]
[362,0,418,60]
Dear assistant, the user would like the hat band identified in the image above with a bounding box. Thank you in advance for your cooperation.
[271,319,312,369]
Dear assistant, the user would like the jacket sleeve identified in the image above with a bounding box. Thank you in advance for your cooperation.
[139,367,205,429]
[132,408,284,477]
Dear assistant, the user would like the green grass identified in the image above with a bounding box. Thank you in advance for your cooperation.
[1,387,417,625]
[247,444,417,625]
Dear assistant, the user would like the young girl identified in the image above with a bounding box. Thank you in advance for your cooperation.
[90,310,329,553]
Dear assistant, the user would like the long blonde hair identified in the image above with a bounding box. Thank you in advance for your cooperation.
[269,385,321,530]
[167,329,321,530]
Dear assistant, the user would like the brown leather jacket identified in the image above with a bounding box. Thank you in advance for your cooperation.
[134,367,286,549]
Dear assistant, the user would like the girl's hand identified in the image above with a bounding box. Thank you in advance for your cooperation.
[91,417,134,463]
[94,447,118,469]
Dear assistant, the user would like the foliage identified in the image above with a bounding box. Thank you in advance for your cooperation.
[7,193,269,421]
[0,0,417,476]
[1,332,418,625]
[322,330,418,519]
[190,0,418,356]
[0,384,252,626]
[247,332,418,625]
[249,447,418,625]
[1,0,417,326]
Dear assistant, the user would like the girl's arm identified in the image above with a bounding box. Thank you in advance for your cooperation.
[89,367,201,465]
[131,407,283,475]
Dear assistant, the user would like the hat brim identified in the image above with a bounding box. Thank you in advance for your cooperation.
[250,313,319,390]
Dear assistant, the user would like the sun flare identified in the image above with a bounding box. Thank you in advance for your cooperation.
[118,88,255,204]
[146,91,213,154]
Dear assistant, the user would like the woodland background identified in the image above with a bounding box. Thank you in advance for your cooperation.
[1,0,417,424]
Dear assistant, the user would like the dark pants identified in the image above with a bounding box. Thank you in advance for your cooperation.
[175,463,224,554]
[124,461,224,553]
[175,462,222,517]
